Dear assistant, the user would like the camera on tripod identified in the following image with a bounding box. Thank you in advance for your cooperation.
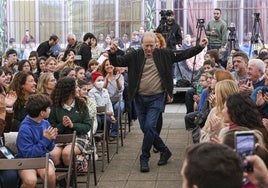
[254,13,260,20]
[197,19,205,24]
[228,27,236,41]
[159,10,173,25]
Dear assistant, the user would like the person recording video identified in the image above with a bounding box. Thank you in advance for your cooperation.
[155,10,182,50]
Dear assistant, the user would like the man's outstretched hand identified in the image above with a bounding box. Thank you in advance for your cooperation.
[200,38,208,48]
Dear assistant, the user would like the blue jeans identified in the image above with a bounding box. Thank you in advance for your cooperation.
[135,93,168,162]
[110,100,125,137]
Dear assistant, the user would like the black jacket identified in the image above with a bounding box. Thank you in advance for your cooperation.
[109,45,204,100]
[156,23,182,49]
[37,41,51,57]
[78,42,92,70]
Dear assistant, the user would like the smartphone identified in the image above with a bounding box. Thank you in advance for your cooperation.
[74,55,82,61]
[235,131,255,172]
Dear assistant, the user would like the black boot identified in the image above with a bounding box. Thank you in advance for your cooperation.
[158,148,172,166]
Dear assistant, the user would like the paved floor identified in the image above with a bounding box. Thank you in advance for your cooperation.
[77,103,191,188]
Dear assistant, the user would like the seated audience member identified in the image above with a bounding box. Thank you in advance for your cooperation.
[101,58,124,139]
[91,36,104,60]
[77,79,98,135]
[9,72,36,131]
[59,67,76,79]
[181,142,243,188]
[56,48,76,71]
[16,94,57,188]
[49,77,91,167]
[200,79,239,142]
[254,68,268,129]
[231,51,249,82]
[28,51,39,75]
[205,49,225,69]
[239,59,265,95]
[37,56,47,76]
[220,126,268,188]
[0,91,18,188]
[215,93,268,148]
[75,66,86,81]
[245,155,268,188]
[184,70,215,130]
[85,59,99,83]
[36,72,57,96]
[185,59,215,114]
[88,71,115,134]
[17,59,32,72]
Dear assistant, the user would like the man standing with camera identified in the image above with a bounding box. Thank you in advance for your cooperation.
[205,8,227,50]
[155,10,182,50]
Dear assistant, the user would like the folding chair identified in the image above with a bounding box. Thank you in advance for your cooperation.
[0,153,49,188]
[94,105,110,172]
[76,121,98,187]
[55,131,77,188]
[110,96,124,150]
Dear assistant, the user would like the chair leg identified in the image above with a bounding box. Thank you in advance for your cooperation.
[120,115,124,147]
[92,153,97,186]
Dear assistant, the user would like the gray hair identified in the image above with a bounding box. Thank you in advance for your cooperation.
[248,59,265,74]
[141,32,158,43]
[67,33,76,41]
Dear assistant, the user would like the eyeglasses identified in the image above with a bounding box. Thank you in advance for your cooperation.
[49,79,57,83]
[23,64,30,67]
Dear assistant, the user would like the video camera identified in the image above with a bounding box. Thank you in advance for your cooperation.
[228,27,236,42]
[254,13,260,20]
[228,26,235,32]
[159,10,173,25]
[197,19,205,24]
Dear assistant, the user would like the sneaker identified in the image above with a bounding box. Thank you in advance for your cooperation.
[140,161,150,172]
[158,148,172,166]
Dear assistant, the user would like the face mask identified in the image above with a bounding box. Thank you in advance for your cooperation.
[95,81,104,89]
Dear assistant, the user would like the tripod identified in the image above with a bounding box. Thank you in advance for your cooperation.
[249,13,265,57]
[191,19,205,83]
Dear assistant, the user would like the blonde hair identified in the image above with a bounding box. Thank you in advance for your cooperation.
[36,72,54,94]
[215,80,239,115]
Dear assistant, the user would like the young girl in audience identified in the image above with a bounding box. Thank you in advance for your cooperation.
[75,66,86,81]
[85,59,99,83]
[17,60,32,72]
[37,56,47,77]
[56,48,76,71]
[49,77,91,166]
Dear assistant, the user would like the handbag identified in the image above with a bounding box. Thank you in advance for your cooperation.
[176,63,192,87]
[193,100,210,127]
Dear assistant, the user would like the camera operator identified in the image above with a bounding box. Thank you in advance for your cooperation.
[155,10,182,50]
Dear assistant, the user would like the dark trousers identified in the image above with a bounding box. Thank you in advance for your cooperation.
[184,111,199,130]
[135,93,168,162]
[185,88,196,114]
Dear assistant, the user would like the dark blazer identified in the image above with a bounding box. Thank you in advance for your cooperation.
[109,45,204,100]
[78,42,92,70]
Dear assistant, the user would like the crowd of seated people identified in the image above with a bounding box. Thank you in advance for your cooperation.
[181,28,268,187]
[0,29,145,187]
[2,26,268,187]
